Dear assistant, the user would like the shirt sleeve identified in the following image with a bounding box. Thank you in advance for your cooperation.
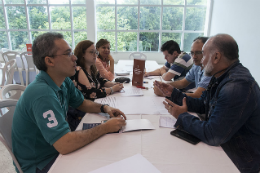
[32,96,71,145]
[65,77,84,108]
[164,61,170,70]
[169,53,193,76]
[185,65,196,83]
[197,75,212,89]
[95,58,114,81]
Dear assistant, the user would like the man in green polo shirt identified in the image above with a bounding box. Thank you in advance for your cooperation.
[12,32,126,173]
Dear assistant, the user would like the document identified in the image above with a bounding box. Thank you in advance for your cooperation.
[159,116,177,129]
[95,96,169,115]
[88,153,161,173]
[120,87,143,96]
[122,119,155,132]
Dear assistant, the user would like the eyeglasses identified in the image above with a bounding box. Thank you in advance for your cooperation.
[87,50,99,56]
[189,51,203,56]
[50,52,74,58]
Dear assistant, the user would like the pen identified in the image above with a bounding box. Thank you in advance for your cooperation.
[143,81,148,83]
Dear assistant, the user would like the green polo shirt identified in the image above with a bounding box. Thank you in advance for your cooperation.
[12,71,84,173]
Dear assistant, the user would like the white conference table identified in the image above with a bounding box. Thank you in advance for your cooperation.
[48,61,239,173]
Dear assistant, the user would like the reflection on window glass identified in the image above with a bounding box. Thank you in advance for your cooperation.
[10,31,29,50]
[117,7,137,30]
[183,33,203,52]
[185,7,206,31]
[74,31,87,48]
[50,6,71,30]
[7,6,26,29]
[28,6,49,29]
[162,33,182,48]
[31,31,48,42]
[27,0,47,4]
[96,7,115,30]
[48,0,69,4]
[59,31,72,47]
[0,32,8,48]
[163,7,183,30]
[117,0,137,5]
[140,0,160,5]
[140,7,160,30]
[97,32,115,51]
[0,7,6,29]
[96,0,115,4]
[71,0,86,4]
[163,0,183,5]
[73,7,87,30]
[5,0,24,4]
[187,0,207,5]
[139,32,159,51]
[117,32,137,51]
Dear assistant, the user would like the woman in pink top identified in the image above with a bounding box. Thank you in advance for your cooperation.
[95,39,115,81]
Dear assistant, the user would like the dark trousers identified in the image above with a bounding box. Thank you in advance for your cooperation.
[36,155,58,173]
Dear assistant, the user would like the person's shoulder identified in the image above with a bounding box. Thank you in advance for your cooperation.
[178,52,191,61]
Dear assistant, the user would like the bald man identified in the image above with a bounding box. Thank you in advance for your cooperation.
[154,37,212,98]
[155,34,260,172]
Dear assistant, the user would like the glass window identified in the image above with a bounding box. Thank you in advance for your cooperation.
[96,6,115,30]
[0,7,6,29]
[183,33,203,52]
[117,0,137,5]
[74,31,87,47]
[5,0,24,4]
[139,32,159,51]
[185,7,206,31]
[140,0,161,5]
[27,0,47,4]
[72,7,87,30]
[0,31,8,48]
[140,7,160,30]
[162,32,182,48]
[163,0,184,5]
[48,0,69,4]
[97,32,115,51]
[71,0,86,4]
[59,31,72,47]
[28,6,49,29]
[7,6,27,29]
[187,0,207,5]
[31,31,48,42]
[96,0,115,4]
[50,6,71,30]
[163,7,183,30]
[117,32,137,51]
[117,6,137,30]
[10,31,29,50]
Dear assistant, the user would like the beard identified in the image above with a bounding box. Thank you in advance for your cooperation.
[204,58,214,77]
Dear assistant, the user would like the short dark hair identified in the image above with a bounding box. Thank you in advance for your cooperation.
[32,32,64,71]
[193,36,209,44]
[212,34,239,61]
[160,40,181,54]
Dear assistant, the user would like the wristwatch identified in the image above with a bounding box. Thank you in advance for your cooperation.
[100,104,109,113]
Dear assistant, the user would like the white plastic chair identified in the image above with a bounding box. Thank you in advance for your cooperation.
[0,59,17,88]
[0,84,26,100]
[129,52,147,60]
[0,99,23,173]
[20,51,39,86]
[1,51,24,85]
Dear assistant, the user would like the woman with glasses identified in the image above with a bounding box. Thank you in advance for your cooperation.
[95,39,115,81]
[67,40,123,131]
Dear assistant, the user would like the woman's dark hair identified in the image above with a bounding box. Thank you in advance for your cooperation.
[74,40,98,78]
[96,39,110,62]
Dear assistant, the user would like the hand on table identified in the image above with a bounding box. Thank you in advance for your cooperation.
[103,105,127,120]
[112,83,124,92]
[105,118,126,133]
[163,98,187,119]
[153,80,174,97]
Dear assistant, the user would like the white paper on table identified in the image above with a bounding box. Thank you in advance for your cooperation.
[159,116,177,129]
[121,87,143,96]
[88,153,161,173]
[95,96,169,115]
[122,119,155,132]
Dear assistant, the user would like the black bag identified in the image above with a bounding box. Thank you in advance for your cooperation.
[67,107,86,131]
[115,77,131,83]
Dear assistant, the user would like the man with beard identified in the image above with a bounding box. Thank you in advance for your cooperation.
[154,34,260,172]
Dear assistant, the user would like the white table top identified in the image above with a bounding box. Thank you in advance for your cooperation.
[49,69,239,173]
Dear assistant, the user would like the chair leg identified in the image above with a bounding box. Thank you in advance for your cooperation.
[18,68,24,86]
[26,70,28,86]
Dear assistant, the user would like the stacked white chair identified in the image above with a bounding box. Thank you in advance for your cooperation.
[0,59,17,88]
[128,52,147,60]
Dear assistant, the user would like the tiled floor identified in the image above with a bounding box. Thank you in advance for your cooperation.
[0,135,16,173]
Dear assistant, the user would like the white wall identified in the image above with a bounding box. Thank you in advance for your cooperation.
[209,0,260,83]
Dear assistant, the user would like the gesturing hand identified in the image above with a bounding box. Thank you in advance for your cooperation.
[153,80,174,97]
[163,98,187,119]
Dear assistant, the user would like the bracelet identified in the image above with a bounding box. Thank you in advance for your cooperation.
[110,87,113,94]
[100,104,109,113]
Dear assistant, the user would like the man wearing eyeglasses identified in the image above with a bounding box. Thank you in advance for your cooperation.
[12,32,126,173]
[154,37,212,98]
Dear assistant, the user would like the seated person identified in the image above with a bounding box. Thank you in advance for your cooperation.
[12,32,126,173]
[154,37,212,98]
[71,40,123,101]
[144,40,193,82]
[67,40,124,131]
[155,34,260,173]
[95,39,115,81]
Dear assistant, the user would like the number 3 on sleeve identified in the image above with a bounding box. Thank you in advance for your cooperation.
[43,110,58,128]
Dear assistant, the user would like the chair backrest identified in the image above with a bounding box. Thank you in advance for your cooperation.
[20,51,35,70]
[129,52,147,60]
[1,51,20,63]
[1,59,17,86]
[1,84,26,100]
[0,99,23,173]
